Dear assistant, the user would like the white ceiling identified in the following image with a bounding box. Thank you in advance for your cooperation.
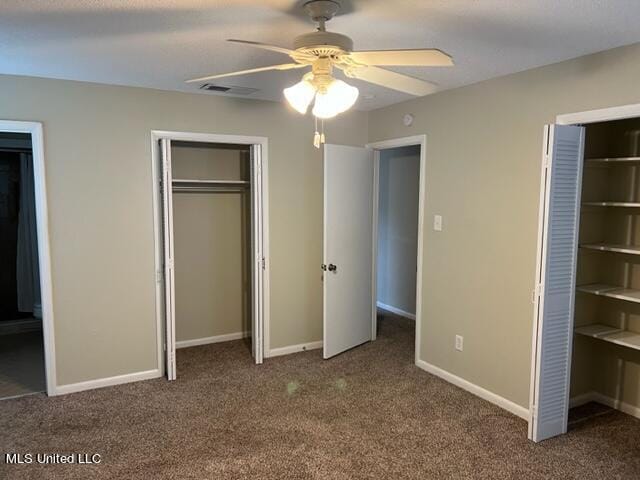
[1,0,640,111]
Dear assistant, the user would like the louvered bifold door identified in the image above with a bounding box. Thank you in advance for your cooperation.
[530,124,585,442]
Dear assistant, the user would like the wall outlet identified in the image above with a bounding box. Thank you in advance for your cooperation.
[455,335,463,352]
[434,214,443,231]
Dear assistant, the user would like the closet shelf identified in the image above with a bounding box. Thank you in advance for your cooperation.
[580,243,640,255]
[576,283,640,304]
[586,156,640,165]
[172,179,249,185]
[582,201,640,208]
[575,324,640,351]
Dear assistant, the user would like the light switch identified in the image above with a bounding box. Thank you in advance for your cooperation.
[433,214,443,231]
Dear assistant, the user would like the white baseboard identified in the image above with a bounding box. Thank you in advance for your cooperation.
[54,369,162,396]
[176,331,248,349]
[377,302,416,320]
[570,391,640,420]
[415,359,529,420]
[267,340,323,358]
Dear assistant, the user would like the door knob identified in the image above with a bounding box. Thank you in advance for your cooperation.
[328,264,337,272]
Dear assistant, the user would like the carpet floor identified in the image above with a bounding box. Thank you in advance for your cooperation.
[0,330,45,399]
[1,315,639,479]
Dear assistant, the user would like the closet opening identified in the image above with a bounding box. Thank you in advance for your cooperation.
[374,145,421,349]
[0,124,53,399]
[152,132,269,380]
[529,104,640,442]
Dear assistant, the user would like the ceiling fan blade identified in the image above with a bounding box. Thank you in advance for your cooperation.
[186,63,308,83]
[349,49,453,66]
[227,39,299,57]
[342,65,438,96]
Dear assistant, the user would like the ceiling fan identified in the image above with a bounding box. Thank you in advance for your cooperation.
[187,0,453,143]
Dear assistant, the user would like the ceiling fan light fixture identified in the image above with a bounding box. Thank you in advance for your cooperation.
[311,79,359,119]
[284,78,316,114]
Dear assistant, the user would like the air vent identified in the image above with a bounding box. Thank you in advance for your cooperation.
[199,84,259,96]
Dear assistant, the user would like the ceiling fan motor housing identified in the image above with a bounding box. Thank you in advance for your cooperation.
[293,31,354,57]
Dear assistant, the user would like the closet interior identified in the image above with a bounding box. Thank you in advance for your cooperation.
[170,141,253,364]
[571,117,640,420]
[0,132,45,399]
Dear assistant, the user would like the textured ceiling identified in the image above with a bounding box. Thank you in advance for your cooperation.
[1,0,640,110]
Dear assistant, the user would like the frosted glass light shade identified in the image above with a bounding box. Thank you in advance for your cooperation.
[311,79,359,119]
[284,79,316,114]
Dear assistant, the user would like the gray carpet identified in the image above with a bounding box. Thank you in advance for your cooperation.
[1,315,639,479]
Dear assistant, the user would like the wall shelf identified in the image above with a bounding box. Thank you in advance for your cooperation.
[575,324,640,351]
[577,283,640,304]
[172,179,249,186]
[580,243,640,255]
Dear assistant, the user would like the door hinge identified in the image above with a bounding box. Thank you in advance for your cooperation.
[530,404,538,421]
[262,257,266,270]
[321,264,327,271]
[156,270,163,283]
[532,283,543,303]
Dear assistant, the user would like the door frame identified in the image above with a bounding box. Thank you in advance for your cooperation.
[528,102,640,439]
[0,120,57,396]
[366,135,427,365]
[150,130,270,376]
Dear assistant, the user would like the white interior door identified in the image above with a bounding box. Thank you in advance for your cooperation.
[529,124,585,442]
[250,144,264,364]
[323,144,375,359]
[160,138,177,380]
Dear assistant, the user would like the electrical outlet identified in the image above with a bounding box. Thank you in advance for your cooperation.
[434,214,443,231]
[455,335,463,352]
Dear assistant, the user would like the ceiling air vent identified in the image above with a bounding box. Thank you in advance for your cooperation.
[199,84,259,96]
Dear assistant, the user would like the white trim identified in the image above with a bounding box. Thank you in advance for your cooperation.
[150,131,270,377]
[416,360,529,420]
[266,341,323,358]
[0,120,56,397]
[55,369,162,396]
[176,332,248,349]
[366,135,426,366]
[569,391,640,420]
[556,103,640,125]
[376,301,416,320]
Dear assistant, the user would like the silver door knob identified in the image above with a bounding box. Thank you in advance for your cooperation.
[328,264,337,272]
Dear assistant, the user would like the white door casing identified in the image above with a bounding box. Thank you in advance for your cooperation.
[529,124,585,442]
[251,144,264,364]
[323,144,375,359]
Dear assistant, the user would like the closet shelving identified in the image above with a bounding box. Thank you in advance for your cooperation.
[172,178,249,193]
[580,243,640,255]
[575,144,640,354]
[574,324,640,351]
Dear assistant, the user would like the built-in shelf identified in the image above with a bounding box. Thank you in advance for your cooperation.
[575,323,640,351]
[172,179,249,185]
[586,156,640,165]
[576,283,640,304]
[582,201,640,208]
[580,243,640,255]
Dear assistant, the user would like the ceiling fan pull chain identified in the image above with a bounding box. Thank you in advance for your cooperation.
[320,119,326,144]
[313,116,321,148]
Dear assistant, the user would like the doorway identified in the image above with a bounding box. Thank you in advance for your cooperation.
[0,121,55,398]
[151,131,270,380]
[321,136,426,364]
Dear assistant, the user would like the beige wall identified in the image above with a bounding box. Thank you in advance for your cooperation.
[0,74,367,386]
[172,145,250,343]
[368,42,640,408]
